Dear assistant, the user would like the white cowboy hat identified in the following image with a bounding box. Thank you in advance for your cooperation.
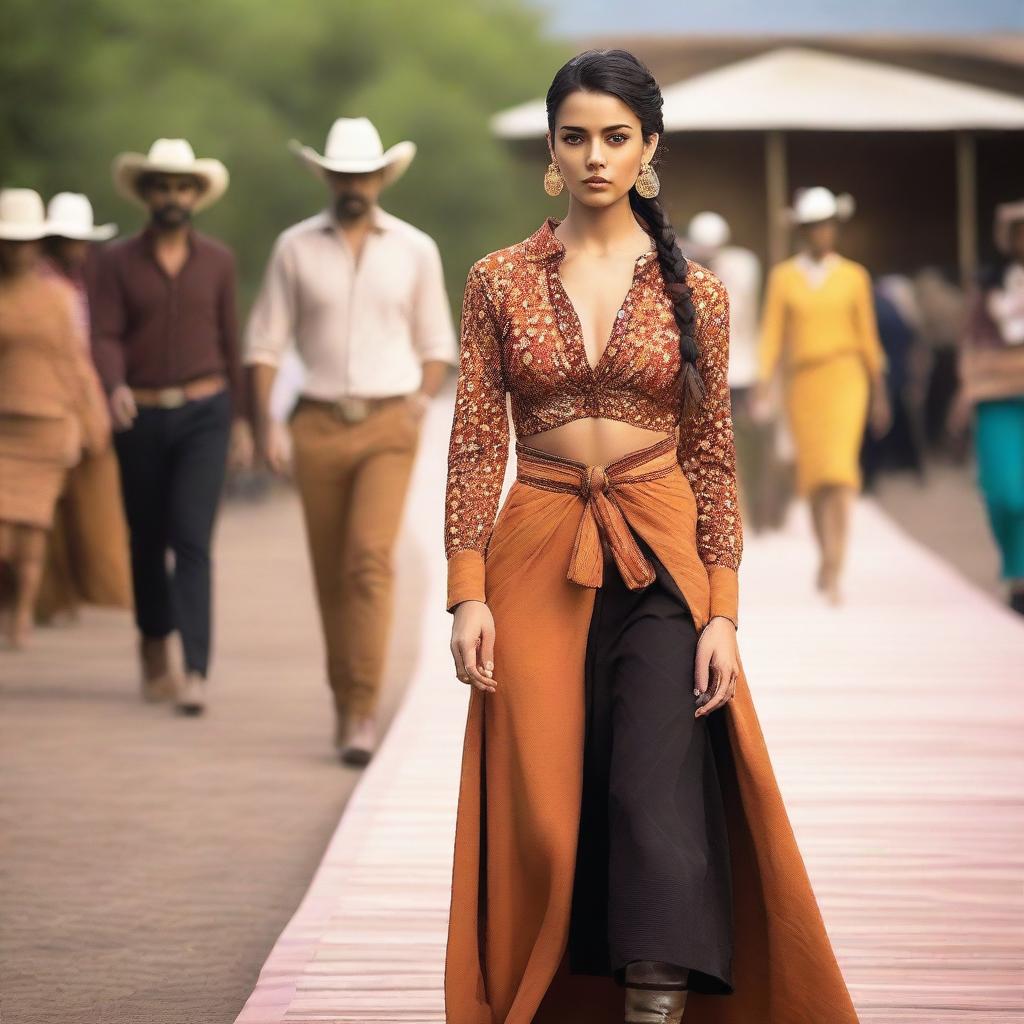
[787,186,856,226]
[0,188,50,241]
[993,198,1024,255]
[46,192,117,241]
[112,138,230,212]
[288,117,416,188]
[686,211,731,250]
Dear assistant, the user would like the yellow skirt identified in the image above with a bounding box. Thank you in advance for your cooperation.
[784,352,870,496]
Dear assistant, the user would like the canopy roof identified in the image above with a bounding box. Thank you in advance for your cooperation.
[492,45,1024,137]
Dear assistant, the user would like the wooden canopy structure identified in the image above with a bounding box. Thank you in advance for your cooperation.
[492,46,1024,281]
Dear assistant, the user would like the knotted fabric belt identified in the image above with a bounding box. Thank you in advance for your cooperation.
[515,433,677,590]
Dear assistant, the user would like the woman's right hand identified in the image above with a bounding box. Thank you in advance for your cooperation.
[450,600,497,693]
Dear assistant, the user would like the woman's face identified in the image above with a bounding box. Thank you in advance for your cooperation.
[801,218,838,255]
[0,240,41,277]
[547,89,657,209]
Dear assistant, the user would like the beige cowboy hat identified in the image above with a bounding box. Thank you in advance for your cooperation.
[46,192,118,241]
[0,188,51,241]
[787,186,856,226]
[288,117,416,187]
[993,198,1024,255]
[112,138,230,212]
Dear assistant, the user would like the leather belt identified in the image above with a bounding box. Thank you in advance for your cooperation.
[131,373,227,409]
[515,433,678,590]
[296,394,408,424]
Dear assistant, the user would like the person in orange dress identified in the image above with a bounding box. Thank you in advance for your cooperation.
[0,189,111,649]
[442,50,859,1024]
[35,192,132,624]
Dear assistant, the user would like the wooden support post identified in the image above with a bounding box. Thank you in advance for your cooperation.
[956,131,978,288]
[765,130,788,269]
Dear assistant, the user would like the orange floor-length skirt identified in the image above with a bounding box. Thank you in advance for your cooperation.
[36,445,132,621]
[443,434,859,1024]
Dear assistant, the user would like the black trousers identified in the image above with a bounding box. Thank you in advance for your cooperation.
[113,390,231,677]
[567,529,734,995]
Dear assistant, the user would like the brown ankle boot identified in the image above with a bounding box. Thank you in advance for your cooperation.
[623,961,689,1024]
[139,635,177,702]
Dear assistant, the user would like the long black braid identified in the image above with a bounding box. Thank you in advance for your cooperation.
[546,48,706,419]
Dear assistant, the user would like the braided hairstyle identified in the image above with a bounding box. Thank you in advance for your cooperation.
[545,48,706,418]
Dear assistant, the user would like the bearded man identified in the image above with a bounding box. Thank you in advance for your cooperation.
[93,138,252,715]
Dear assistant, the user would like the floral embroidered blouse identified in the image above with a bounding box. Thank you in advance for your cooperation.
[444,216,741,623]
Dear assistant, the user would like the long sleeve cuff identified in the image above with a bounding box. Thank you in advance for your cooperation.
[447,549,487,613]
[707,564,739,629]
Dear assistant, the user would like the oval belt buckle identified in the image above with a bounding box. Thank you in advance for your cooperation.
[334,396,369,423]
[158,386,187,409]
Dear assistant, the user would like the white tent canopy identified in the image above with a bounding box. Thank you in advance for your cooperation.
[492,45,1024,137]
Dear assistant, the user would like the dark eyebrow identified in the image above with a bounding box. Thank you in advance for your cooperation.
[558,124,633,132]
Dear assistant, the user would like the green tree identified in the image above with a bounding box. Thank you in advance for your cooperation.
[0,0,569,308]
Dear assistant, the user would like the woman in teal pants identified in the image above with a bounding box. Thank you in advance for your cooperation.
[950,199,1024,615]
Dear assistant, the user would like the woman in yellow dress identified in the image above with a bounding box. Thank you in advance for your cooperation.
[753,187,891,603]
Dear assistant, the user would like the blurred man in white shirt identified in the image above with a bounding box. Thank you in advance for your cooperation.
[246,118,457,765]
[685,212,792,532]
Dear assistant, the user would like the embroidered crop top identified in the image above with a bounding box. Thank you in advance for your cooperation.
[444,216,742,622]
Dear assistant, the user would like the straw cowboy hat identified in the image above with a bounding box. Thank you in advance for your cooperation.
[46,192,117,241]
[288,117,416,187]
[787,186,856,226]
[0,188,51,241]
[112,138,230,212]
[993,198,1024,255]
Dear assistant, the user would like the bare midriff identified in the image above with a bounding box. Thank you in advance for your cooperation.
[519,418,673,467]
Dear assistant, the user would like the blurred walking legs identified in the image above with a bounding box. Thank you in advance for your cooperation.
[974,397,1024,613]
[810,483,856,604]
[731,385,791,532]
[290,399,419,739]
[113,390,232,703]
[0,523,47,649]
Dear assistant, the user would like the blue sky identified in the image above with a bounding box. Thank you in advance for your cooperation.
[533,0,1024,35]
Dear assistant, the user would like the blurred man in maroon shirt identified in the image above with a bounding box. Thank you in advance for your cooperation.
[92,138,252,716]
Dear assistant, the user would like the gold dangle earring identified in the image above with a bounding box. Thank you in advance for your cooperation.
[635,161,660,199]
[543,160,565,197]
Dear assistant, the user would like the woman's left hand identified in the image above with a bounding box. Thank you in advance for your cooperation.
[694,616,739,718]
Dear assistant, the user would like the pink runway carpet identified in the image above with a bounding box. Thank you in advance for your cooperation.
[235,397,1024,1024]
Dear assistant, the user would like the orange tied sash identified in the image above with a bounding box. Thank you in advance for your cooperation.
[515,433,678,591]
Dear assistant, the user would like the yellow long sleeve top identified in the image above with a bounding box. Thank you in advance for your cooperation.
[757,255,887,383]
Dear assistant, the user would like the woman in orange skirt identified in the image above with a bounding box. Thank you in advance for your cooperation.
[0,189,111,648]
[442,51,859,1023]
[35,192,132,623]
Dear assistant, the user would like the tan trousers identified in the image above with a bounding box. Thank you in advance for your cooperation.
[290,398,420,718]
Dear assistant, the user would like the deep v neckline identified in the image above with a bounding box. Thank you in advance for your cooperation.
[549,248,656,379]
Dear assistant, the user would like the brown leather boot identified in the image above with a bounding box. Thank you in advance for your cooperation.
[139,635,177,703]
[623,961,689,1024]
